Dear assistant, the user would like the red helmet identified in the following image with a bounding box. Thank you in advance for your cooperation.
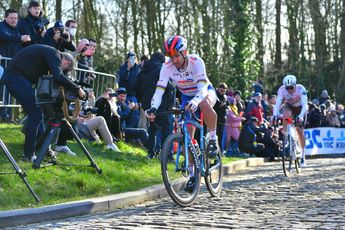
[163,35,187,57]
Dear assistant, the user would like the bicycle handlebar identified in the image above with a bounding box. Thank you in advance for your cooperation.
[165,107,202,123]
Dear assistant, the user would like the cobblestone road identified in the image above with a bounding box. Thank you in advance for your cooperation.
[13,158,345,229]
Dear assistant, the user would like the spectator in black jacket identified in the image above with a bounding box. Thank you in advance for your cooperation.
[0,9,31,122]
[213,83,229,152]
[117,51,141,105]
[17,1,49,46]
[116,87,148,147]
[0,9,31,56]
[95,88,122,140]
[137,52,174,158]
[1,44,85,162]
[42,21,76,52]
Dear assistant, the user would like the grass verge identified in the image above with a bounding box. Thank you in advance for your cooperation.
[0,123,240,211]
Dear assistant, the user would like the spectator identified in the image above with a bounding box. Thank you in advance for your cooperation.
[213,83,229,151]
[0,44,85,162]
[225,96,246,157]
[245,92,264,124]
[306,102,322,128]
[17,1,49,46]
[95,88,122,140]
[238,117,266,157]
[0,9,30,122]
[319,90,330,105]
[325,105,341,127]
[320,104,327,126]
[116,87,148,146]
[336,104,345,127]
[0,9,30,56]
[266,94,277,119]
[76,38,94,83]
[117,51,141,105]
[253,79,264,94]
[86,38,97,68]
[140,54,149,68]
[234,90,245,113]
[137,52,173,158]
[261,91,269,119]
[42,21,76,52]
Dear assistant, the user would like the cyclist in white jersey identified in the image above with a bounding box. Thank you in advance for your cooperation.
[146,35,219,192]
[273,74,308,167]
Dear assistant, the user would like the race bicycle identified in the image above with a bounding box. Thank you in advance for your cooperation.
[280,116,302,177]
[160,108,223,207]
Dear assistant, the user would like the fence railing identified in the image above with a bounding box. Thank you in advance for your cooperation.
[0,56,117,121]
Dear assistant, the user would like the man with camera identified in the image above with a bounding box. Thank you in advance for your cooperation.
[0,44,85,162]
[42,21,76,52]
[17,1,48,46]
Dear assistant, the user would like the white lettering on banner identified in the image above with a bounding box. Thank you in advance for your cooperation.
[304,127,345,155]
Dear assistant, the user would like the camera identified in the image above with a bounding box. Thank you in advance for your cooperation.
[83,107,98,115]
[108,93,117,97]
[36,17,49,33]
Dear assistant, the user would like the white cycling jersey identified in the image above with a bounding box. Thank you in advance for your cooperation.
[273,84,308,119]
[151,54,211,109]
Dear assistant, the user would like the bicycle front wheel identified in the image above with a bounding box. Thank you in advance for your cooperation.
[161,133,201,207]
[204,141,223,197]
[282,133,293,177]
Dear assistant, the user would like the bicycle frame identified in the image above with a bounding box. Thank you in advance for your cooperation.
[175,113,207,176]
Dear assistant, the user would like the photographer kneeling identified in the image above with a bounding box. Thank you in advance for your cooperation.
[0,44,85,162]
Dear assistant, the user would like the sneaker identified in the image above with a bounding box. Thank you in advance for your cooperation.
[300,158,307,168]
[207,140,219,158]
[184,177,196,193]
[54,145,77,157]
[21,154,37,163]
[106,143,121,152]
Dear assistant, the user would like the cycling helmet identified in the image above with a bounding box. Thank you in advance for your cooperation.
[283,74,297,86]
[163,35,187,57]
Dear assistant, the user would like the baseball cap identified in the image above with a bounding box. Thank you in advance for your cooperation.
[127,51,136,58]
[54,21,64,29]
[116,87,127,95]
[253,92,262,97]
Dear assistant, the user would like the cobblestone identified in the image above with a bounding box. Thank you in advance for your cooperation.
[10,158,345,229]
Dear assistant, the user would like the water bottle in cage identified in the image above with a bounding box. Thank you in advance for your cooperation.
[191,139,200,156]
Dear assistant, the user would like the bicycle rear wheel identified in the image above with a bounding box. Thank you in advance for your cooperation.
[161,133,201,207]
[204,141,223,197]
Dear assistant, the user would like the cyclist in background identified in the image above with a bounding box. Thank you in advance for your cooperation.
[273,75,308,167]
[146,35,219,190]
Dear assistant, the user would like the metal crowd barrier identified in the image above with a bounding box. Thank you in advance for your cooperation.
[0,56,117,121]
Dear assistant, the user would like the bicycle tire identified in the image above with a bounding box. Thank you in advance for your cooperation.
[282,133,293,177]
[294,136,302,173]
[161,133,201,207]
[204,140,223,197]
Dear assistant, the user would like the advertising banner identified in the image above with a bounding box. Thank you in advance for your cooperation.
[305,127,345,155]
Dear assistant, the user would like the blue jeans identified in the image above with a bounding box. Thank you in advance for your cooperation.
[3,73,44,158]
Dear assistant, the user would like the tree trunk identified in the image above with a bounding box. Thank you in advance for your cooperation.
[275,0,282,82]
[308,0,328,94]
[255,0,264,80]
[55,0,62,21]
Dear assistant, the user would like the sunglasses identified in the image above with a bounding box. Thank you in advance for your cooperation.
[285,86,295,90]
[164,49,179,58]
